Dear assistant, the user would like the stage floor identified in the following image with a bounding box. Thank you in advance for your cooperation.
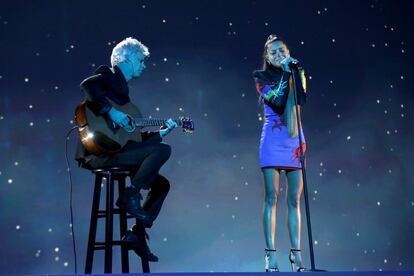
[23,271,414,276]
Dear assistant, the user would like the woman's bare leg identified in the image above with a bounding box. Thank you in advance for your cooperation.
[262,168,280,269]
[286,169,304,268]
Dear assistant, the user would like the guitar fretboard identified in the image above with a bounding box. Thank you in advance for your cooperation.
[134,118,182,127]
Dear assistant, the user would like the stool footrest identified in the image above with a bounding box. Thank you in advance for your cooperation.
[97,209,125,217]
[94,241,125,249]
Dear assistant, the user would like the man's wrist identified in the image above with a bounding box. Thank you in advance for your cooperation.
[107,107,115,116]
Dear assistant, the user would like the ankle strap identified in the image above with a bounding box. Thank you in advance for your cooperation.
[265,248,277,252]
[290,248,301,252]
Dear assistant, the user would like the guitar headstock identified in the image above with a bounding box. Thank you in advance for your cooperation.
[179,117,194,133]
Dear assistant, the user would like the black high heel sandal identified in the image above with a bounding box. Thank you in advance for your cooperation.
[289,248,306,272]
[264,248,279,272]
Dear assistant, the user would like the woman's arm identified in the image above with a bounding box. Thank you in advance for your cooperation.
[255,75,290,113]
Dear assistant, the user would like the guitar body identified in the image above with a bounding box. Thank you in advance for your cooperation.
[75,100,143,155]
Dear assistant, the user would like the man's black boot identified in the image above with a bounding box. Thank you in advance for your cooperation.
[122,223,159,262]
[116,187,151,223]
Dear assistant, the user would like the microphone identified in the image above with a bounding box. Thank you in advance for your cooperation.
[288,60,300,70]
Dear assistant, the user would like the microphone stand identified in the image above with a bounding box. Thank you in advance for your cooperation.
[289,63,326,272]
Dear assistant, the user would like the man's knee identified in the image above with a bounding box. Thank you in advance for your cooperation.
[287,197,300,209]
[157,175,170,193]
[265,192,279,206]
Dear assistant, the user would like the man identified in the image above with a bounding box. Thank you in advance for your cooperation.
[76,37,177,261]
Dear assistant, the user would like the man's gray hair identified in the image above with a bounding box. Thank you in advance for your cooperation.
[110,37,149,67]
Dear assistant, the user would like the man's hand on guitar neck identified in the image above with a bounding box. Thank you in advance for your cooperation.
[108,107,133,130]
[160,118,177,138]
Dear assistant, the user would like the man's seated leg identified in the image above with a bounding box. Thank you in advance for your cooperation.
[130,143,171,189]
[122,174,170,260]
[87,142,170,222]
[142,175,170,228]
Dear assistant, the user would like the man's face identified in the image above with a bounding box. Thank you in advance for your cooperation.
[266,40,290,68]
[130,52,146,78]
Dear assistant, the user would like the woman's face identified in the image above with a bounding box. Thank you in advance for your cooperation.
[266,40,290,68]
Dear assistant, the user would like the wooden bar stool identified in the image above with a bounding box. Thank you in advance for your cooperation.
[84,167,150,274]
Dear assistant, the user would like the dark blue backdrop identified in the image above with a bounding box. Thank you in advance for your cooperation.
[0,0,413,274]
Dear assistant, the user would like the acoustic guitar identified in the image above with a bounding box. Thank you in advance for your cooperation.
[75,100,194,155]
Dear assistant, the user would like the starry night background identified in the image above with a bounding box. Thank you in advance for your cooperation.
[0,0,413,274]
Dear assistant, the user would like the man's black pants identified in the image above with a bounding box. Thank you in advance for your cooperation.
[87,139,171,225]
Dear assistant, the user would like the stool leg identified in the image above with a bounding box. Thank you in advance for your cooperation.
[85,174,103,274]
[137,218,150,273]
[118,176,130,273]
[104,173,114,273]
[135,219,150,273]
[142,257,150,273]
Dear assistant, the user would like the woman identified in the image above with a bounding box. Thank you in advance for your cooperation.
[253,34,307,272]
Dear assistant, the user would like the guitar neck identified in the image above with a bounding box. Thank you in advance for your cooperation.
[134,118,182,127]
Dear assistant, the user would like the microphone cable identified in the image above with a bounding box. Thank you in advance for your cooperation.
[65,126,79,274]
